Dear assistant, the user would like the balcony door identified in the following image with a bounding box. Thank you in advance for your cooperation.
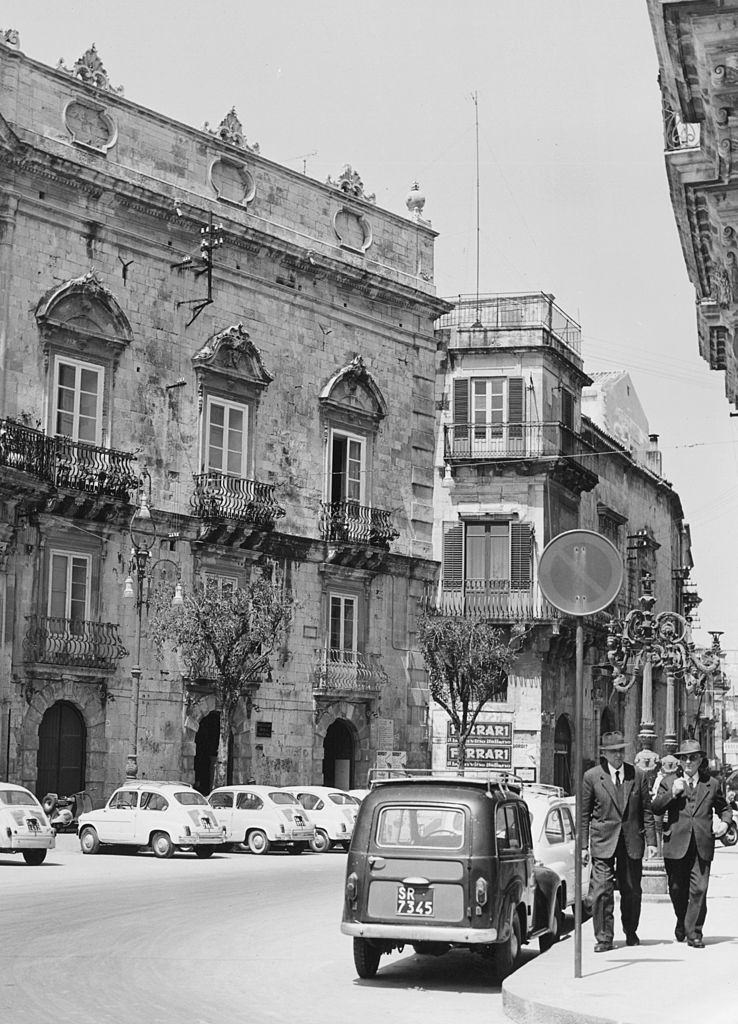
[52,357,103,445]
[205,397,248,478]
[452,377,525,457]
[329,593,358,663]
[441,519,532,617]
[329,430,364,505]
[49,552,89,624]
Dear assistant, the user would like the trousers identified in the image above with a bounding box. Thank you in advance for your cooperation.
[589,834,643,943]
[664,834,711,940]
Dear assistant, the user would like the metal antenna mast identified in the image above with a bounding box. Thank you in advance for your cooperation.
[471,91,482,327]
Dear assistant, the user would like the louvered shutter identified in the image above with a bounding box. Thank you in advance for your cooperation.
[442,521,464,591]
[508,377,524,439]
[510,523,532,590]
[452,378,469,443]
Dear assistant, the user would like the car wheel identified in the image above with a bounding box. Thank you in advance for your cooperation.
[539,894,563,952]
[309,829,330,854]
[194,846,215,858]
[495,908,523,981]
[286,842,306,855]
[246,830,271,855]
[22,849,47,865]
[151,831,174,858]
[353,937,382,979]
[79,826,100,855]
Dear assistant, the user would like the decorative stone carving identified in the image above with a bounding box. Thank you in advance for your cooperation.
[208,157,256,206]
[326,165,376,204]
[192,323,273,406]
[712,255,737,309]
[57,44,124,94]
[712,58,738,90]
[203,107,259,154]
[405,180,426,220]
[320,355,387,426]
[63,99,117,152]
[0,28,20,49]
[332,207,373,253]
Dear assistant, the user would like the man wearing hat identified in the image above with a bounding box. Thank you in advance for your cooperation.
[581,731,657,952]
[652,738,733,947]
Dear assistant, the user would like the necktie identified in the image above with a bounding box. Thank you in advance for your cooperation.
[615,770,621,788]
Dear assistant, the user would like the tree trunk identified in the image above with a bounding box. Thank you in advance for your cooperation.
[457,735,466,773]
[212,705,232,789]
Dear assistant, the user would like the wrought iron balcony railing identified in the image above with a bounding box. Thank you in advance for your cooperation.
[425,582,558,623]
[0,418,138,498]
[320,500,399,546]
[663,106,700,152]
[190,472,286,526]
[313,648,389,694]
[443,419,598,470]
[24,616,128,670]
[438,292,582,357]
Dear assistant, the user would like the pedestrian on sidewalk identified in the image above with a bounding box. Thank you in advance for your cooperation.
[581,731,657,953]
[651,753,681,853]
[652,738,733,948]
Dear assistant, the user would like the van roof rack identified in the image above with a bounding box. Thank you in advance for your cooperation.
[522,782,567,799]
[367,767,524,791]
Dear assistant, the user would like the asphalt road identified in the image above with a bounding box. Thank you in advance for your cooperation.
[0,835,537,1024]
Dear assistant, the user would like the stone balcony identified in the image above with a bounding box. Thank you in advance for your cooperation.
[190,471,286,544]
[426,582,558,624]
[23,616,128,671]
[312,648,389,698]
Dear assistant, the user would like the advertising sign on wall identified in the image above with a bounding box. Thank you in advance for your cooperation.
[446,715,513,768]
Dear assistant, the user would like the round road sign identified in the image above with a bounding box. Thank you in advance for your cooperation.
[538,529,623,617]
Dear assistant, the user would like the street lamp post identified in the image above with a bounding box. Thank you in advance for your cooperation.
[123,469,183,780]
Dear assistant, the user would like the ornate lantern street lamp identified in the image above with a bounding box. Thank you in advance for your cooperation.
[123,469,183,779]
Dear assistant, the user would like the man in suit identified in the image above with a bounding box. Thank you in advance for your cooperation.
[652,738,733,947]
[581,731,657,952]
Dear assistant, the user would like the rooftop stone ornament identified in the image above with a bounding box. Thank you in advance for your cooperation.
[0,29,20,49]
[326,164,376,204]
[57,44,124,95]
[406,180,427,220]
[203,108,260,154]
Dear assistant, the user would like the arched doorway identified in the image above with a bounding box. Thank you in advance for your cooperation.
[553,715,572,794]
[323,719,354,789]
[194,711,233,794]
[36,701,86,797]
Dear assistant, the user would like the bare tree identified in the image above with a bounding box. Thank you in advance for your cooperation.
[149,570,292,788]
[417,614,524,771]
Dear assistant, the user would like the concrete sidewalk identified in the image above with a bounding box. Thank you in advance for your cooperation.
[503,845,738,1024]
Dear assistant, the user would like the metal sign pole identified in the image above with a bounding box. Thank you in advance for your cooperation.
[573,619,584,979]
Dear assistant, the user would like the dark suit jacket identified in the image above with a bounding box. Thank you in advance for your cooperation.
[652,775,732,862]
[581,761,656,859]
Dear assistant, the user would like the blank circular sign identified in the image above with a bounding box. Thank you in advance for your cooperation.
[538,530,623,616]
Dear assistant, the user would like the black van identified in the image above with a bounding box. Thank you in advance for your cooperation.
[340,773,560,980]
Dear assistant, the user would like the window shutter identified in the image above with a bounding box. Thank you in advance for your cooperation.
[442,521,464,590]
[508,377,525,439]
[510,523,532,590]
[452,378,469,441]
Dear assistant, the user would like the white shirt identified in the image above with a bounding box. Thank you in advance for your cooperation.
[609,766,622,786]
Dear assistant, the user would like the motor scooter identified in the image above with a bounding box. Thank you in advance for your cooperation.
[42,791,93,834]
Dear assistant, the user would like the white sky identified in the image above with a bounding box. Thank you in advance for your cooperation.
[4,0,737,648]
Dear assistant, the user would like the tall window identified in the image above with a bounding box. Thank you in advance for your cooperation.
[205,397,248,477]
[52,357,103,444]
[452,377,525,452]
[203,572,238,599]
[442,521,532,594]
[329,593,357,658]
[329,430,364,504]
[48,552,90,622]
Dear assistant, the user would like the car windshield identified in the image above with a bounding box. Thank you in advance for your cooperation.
[269,792,299,805]
[375,806,465,850]
[0,789,40,807]
[328,793,354,805]
[174,792,208,806]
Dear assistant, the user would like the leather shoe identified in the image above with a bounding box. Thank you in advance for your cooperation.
[625,933,640,946]
[687,937,705,948]
[675,927,686,943]
[594,942,613,953]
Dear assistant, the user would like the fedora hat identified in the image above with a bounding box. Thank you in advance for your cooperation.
[659,754,680,773]
[600,731,626,751]
[676,738,706,759]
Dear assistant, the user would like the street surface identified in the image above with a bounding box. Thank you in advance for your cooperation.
[1,835,539,1024]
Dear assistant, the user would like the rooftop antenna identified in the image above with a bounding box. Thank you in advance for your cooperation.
[471,91,482,328]
[297,150,317,175]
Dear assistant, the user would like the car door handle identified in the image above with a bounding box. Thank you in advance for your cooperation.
[368,856,386,869]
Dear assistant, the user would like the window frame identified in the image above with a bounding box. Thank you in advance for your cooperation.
[203,394,250,478]
[51,354,104,446]
[329,591,359,657]
[47,549,91,622]
[326,427,366,505]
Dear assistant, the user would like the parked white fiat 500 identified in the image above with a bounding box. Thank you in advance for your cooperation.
[0,783,56,865]
[281,785,359,853]
[77,781,226,858]
[209,785,315,854]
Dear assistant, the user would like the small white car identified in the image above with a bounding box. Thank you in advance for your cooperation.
[77,781,226,858]
[281,785,359,853]
[523,784,591,943]
[0,783,56,865]
[209,785,315,854]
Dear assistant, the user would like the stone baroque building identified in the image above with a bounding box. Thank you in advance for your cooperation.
[0,35,450,802]
[430,294,698,790]
[648,0,738,406]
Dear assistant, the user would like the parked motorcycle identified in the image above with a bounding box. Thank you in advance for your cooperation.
[42,791,93,834]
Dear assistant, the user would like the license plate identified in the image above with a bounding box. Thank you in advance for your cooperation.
[26,818,40,832]
[294,815,305,826]
[396,884,434,917]
[200,817,214,829]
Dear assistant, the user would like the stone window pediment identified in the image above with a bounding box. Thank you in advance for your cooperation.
[320,355,386,431]
[35,271,132,370]
[192,323,273,404]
